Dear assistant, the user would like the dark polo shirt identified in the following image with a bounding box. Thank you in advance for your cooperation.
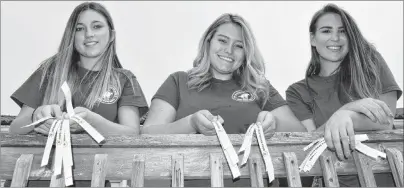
[11,65,149,122]
[286,57,402,187]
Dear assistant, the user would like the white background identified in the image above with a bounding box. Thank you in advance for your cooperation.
[1,1,403,115]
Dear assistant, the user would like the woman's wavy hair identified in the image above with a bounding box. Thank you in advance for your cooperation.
[306,3,382,101]
[38,2,134,109]
[187,13,270,108]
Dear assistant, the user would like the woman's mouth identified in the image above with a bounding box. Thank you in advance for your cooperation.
[218,55,234,62]
[84,41,98,46]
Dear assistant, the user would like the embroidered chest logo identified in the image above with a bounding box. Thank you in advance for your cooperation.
[99,86,119,104]
[231,90,256,102]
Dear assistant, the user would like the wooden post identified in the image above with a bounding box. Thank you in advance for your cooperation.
[210,153,224,187]
[10,154,34,187]
[91,154,108,187]
[131,154,145,187]
[171,154,184,187]
[352,151,376,187]
[385,148,403,187]
[319,150,339,187]
[248,156,264,187]
[282,152,301,187]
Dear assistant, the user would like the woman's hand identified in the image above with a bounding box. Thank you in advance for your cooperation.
[67,107,91,133]
[32,104,63,135]
[340,98,394,125]
[324,109,356,161]
[256,111,276,136]
[190,110,224,136]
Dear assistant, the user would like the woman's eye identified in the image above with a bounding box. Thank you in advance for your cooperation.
[235,44,244,49]
[76,27,84,31]
[339,29,346,33]
[93,25,103,29]
[321,29,331,33]
[218,39,227,43]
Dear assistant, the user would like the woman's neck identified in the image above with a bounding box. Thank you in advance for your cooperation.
[319,61,341,77]
[78,56,102,71]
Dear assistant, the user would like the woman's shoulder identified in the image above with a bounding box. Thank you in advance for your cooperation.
[287,78,308,94]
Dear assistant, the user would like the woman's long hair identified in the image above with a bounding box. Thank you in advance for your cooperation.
[187,13,270,108]
[306,3,382,101]
[38,2,133,109]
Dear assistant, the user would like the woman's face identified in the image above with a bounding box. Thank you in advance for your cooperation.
[74,9,111,59]
[311,13,349,64]
[209,23,245,80]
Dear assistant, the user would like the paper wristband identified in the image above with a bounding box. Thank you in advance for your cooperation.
[22,116,55,128]
[62,120,74,186]
[299,140,326,171]
[41,120,61,167]
[71,116,105,143]
[62,119,73,167]
[240,125,256,165]
[212,120,240,179]
[256,123,275,182]
[213,120,239,164]
[53,123,64,176]
[239,123,257,153]
[356,142,386,159]
[61,82,75,117]
[303,138,324,151]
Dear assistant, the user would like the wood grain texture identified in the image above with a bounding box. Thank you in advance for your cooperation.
[385,148,403,187]
[319,150,339,187]
[353,151,377,187]
[209,153,223,187]
[248,155,264,187]
[131,154,145,187]
[282,152,301,187]
[1,129,402,147]
[91,154,108,187]
[171,154,184,187]
[10,154,33,187]
[1,142,402,181]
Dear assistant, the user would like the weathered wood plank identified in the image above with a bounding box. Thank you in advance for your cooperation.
[353,151,377,187]
[319,150,339,187]
[131,154,145,187]
[209,153,223,187]
[91,154,108,187]
[248,155,264,187]
[1,129,402,147]
[10,154,34,187]
[282,152,301,187]
[49,152,65,187]
[385,148,403,187]
[1,142,402,180]
[171,154,184,187]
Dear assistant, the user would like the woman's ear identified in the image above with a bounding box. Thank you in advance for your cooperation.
[310,32,316,47]
[110,30,116,42]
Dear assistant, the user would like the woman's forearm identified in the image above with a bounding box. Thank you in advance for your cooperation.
[315,110,393,132]
[9,116,34,134]
[141,115,196,134]
[85,112,140,135]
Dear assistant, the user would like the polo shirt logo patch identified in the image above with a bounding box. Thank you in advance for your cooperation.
[99,86,119,104]
[232,90,256,102]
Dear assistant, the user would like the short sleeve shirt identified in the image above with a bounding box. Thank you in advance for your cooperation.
[11,66,149,123]
[286,59,402,127]
[153,71,287,134]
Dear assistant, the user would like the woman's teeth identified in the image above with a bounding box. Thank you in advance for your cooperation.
[218,55,234,62]
[85,42,97,46]
[327,46,341,50]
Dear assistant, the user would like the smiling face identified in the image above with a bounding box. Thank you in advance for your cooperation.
[74,9,111,59]
[311,13,349,64]
[209,23,245,80]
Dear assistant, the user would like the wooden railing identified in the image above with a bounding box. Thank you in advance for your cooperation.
[1,129,403,187]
